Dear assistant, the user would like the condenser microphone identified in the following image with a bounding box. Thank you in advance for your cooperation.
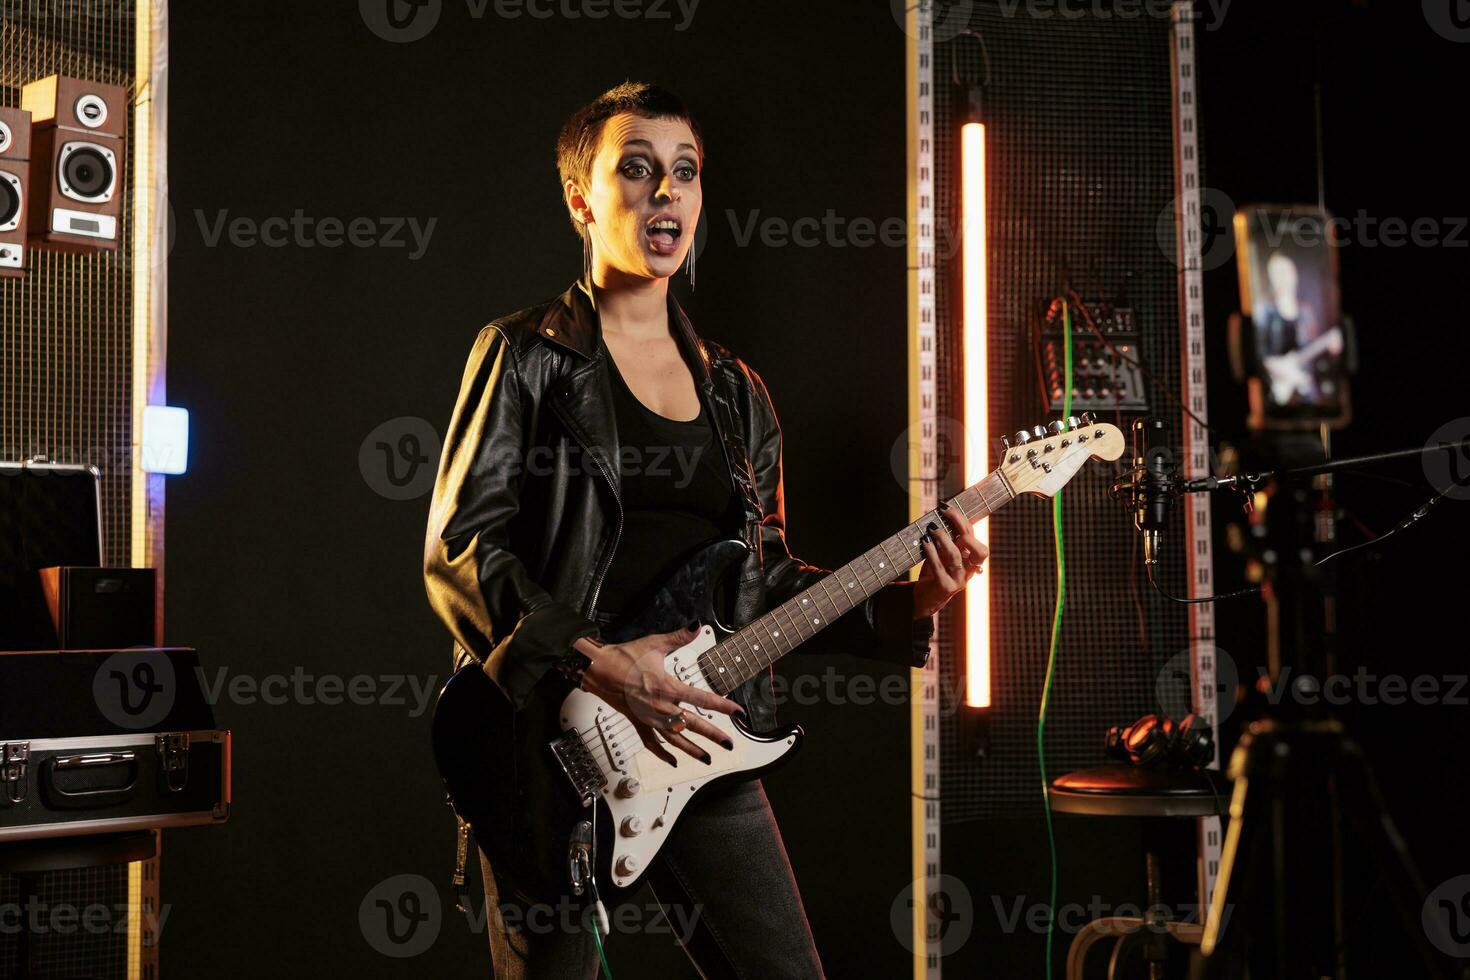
[1131,417,1175,566]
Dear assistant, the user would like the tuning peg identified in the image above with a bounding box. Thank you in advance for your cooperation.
[1079,411,1097,425]
[1001,435,1012,450]
[1031,425,1047,440]
[1066,415,1083,431]
[1013,429,1032,445]
[1047,420,1066,435]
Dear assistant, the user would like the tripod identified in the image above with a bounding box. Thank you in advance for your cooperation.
[1178,441,1469,980]
[1193,715,1465,979]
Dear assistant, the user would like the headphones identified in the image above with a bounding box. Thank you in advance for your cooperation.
[1104,712,1214,770]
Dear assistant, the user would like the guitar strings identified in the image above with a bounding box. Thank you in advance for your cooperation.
[570,486,1007,770]
[574,525,931,762]
[569,481,1014,769]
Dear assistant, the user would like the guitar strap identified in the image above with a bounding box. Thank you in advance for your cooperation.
[702,355,763,546]
[451,807,472,913]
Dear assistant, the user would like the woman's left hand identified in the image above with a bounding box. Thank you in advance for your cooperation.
[912,503,989,620]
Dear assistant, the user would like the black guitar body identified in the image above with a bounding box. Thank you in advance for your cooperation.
[430,538,803,907]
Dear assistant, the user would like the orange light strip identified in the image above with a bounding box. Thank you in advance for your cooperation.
[962,121,990,708]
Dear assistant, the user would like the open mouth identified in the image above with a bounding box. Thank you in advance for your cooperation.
[645,215,682,256]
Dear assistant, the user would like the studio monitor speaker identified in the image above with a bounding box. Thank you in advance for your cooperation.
[20,74,127,252]
[0,106,31,276]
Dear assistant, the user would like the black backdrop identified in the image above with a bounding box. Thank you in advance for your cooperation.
[161,2,1469,978]
[164,2,915,977]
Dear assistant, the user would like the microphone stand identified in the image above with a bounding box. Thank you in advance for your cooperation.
[1179,439,1466,495]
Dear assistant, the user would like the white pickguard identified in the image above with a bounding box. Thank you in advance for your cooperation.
[557,625,798,889]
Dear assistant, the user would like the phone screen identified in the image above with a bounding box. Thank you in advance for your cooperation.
[1234,205,1350,429]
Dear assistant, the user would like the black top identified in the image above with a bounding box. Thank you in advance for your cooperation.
[594,343,738,621]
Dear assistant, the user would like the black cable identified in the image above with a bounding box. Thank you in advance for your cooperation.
[1146,485,1453,604]
[1313,488,1451,568]
[1146,562,1261,605]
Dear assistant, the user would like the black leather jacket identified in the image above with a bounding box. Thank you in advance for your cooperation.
[423,279,933,732]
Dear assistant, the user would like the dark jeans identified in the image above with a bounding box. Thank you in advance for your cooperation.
[477,777,825,979]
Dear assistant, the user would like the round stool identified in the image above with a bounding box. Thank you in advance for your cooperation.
[1050,765,1227,980]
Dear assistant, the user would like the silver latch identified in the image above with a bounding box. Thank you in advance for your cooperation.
[155,733,189,792]
[2,742,30,804]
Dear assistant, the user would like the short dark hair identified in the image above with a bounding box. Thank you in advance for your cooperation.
[555,81,705,241]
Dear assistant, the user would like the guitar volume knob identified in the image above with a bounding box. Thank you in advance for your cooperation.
[620,816,644,837]
[616,777,641,798]
[616,854,640,877]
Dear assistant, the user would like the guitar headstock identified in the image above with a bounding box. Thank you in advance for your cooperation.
[997,413,1125,497]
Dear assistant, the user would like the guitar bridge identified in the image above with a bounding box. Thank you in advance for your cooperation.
[550,729,607,807]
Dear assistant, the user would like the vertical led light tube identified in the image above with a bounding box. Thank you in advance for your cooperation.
[961,120,990,708]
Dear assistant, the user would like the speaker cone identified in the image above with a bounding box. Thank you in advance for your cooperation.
[0,176,19,229]
[62,145,114,200]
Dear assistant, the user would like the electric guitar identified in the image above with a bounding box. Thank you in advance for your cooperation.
[431,414,1124,906]
[1263,326,1343,403]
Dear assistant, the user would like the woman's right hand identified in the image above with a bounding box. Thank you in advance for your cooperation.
[574,627,742,766]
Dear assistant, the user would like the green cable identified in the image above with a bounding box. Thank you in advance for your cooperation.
[591,909,614,979]
[1038,302,1072,979]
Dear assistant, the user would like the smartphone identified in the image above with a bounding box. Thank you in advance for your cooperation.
[1232,204,1350,429]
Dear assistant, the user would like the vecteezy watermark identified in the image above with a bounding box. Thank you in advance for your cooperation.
[0,898,170,938]
[1162,190,1470,270]
[888,415,980,496]
[1423,417,1470,502]
[1248,209,1469,250]
[1157,187,1237,271]
[360,0,700,42]
[361,419,719,502]
[991,0,1232,31]
[360,417,442,501]
[770,665,966,715]
[891,874,974,956]
[1424,875,1470,957]
[1423,0,1470,43]
[890,0,975,43]
[1155,645,1240,725]
[191,209,437,260]
[360,0,444,41]
[723,208,982,262]
[94,649,178,730]
[991,894,1227,934]
[360,874,442,958]
[458,893,703,941]
[1260,667,1468,708]
[194,667,442,718]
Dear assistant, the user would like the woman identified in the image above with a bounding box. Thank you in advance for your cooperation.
[423,81,987,979]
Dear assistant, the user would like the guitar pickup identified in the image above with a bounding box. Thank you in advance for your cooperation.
[550,730,608,807]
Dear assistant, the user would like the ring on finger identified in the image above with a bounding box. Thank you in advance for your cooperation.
[664,711,688,733]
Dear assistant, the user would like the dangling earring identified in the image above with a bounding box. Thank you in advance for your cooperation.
[684,242,696,292]
[581,231,592,291]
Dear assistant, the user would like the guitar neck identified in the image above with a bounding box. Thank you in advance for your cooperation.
[698,470,1014,694]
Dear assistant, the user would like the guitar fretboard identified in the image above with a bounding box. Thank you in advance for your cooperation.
[697,471,1013,694]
